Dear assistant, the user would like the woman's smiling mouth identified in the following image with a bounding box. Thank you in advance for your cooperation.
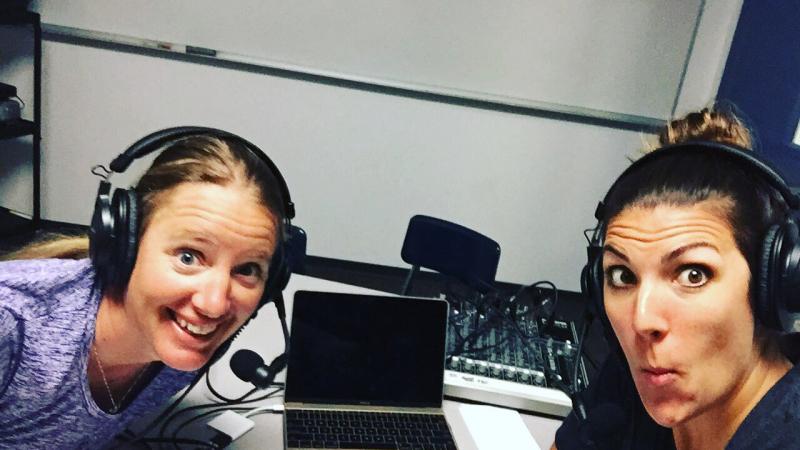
[169,310,220,338]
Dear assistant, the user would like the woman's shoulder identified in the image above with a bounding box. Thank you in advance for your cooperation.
[0,258,97,318]
[727,363,800,449]
[0,257,93,281]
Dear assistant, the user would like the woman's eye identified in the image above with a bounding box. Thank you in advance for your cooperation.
[178,250,198,266]
[676,265,711,287]
[237,263,264,279]
[606,266,636,288]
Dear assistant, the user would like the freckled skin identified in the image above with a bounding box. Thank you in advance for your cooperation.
[603,202,790,449]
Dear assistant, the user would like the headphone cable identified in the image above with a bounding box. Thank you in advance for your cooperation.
[125,368,207,444]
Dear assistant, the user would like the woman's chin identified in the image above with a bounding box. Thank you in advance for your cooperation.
[641,399,694,428]
[157,348,212,372]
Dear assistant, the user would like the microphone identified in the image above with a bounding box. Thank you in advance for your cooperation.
[578,402,626,448]
[230,349,287,389]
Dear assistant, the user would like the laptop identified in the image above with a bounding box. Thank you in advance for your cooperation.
[284,290,458,450]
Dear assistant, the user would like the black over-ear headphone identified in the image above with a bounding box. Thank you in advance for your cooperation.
[582,141,800,335]
[89,126,296,309]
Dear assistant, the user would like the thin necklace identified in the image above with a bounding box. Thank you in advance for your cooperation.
[92,341,148,414]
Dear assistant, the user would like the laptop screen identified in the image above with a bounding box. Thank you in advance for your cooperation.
[285,291,449,408]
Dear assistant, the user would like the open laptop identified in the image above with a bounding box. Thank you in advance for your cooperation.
[284,290,458,450]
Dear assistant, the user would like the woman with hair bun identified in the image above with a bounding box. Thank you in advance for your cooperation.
[552,107,799,450]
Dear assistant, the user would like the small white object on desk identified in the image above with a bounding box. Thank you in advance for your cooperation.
[207,410,255,441]
[458,404,542,450]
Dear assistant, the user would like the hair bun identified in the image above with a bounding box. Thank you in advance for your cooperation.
[659,106,752,150]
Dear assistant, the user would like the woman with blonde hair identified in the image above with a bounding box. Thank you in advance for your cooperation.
[0,128,293,448]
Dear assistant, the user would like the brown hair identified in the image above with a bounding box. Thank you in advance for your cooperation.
[658,107,752,149]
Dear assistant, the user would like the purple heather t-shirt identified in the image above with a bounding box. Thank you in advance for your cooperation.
[0,258,197,449]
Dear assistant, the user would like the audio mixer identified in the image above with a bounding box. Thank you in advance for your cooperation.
[441,288,588,417]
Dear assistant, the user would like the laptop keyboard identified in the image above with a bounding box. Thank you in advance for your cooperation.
[285,409,457,449]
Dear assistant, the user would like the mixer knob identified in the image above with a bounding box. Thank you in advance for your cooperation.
[491,364,502,377]
[463,358,475,373]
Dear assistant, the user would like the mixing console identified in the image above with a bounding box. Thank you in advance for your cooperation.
[441,288,588,416]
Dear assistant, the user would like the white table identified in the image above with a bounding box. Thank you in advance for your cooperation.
[139,274,562,449]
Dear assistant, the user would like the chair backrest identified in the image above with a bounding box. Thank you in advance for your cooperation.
[400,215,500,295]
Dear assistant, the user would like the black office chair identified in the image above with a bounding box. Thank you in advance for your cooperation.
[400,215,500,296]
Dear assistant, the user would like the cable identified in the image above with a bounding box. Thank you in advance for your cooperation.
[243,403,284,418]
[131,437,219,449]
[504,280,560,335]
[205,369,259,403]
[171,408,248,450]
[583,227,596,244]
[157,379,258,444]
[572,316,591,395]
[125,369,206,445]
[530,281,560,333]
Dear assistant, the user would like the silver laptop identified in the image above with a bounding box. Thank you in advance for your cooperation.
[284,290,458,450]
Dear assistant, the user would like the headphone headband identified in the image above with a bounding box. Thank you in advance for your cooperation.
[109,126,295,220]
[595,141,800,221]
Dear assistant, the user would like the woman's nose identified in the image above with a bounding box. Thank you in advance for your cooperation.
[193,269,232,319]
[631,279,669,340]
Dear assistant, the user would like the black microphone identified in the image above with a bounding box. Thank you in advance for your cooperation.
[578,402,626,449]
[230,349,287,388]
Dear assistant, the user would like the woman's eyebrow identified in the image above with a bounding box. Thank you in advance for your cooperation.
[661,242,719,264]
[603,245,628,262]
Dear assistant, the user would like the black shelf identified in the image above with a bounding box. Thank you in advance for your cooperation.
[0,11,38,26]
[0,119,35,139]
[0,10,40,237]
[0,207,34,237]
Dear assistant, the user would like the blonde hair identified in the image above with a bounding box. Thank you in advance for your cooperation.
[1,233,89,261]
[3,135,285,271]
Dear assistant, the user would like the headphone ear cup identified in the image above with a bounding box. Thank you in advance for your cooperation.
[584,246,605,321]
[113,188,140,290]
[89,181,114,283]
[757,224,781,330]
[262,243,290,308]
[769,220,800,332]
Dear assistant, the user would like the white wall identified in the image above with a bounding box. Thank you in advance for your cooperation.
[0,1,742,291]
[34,0,703,120]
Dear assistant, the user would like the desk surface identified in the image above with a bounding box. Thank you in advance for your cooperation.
[144,274,562,449]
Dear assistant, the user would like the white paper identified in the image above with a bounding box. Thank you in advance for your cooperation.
[458,404,542,450]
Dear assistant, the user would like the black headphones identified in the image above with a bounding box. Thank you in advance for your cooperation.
[583,141,800,335]
[88,126,296,310]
